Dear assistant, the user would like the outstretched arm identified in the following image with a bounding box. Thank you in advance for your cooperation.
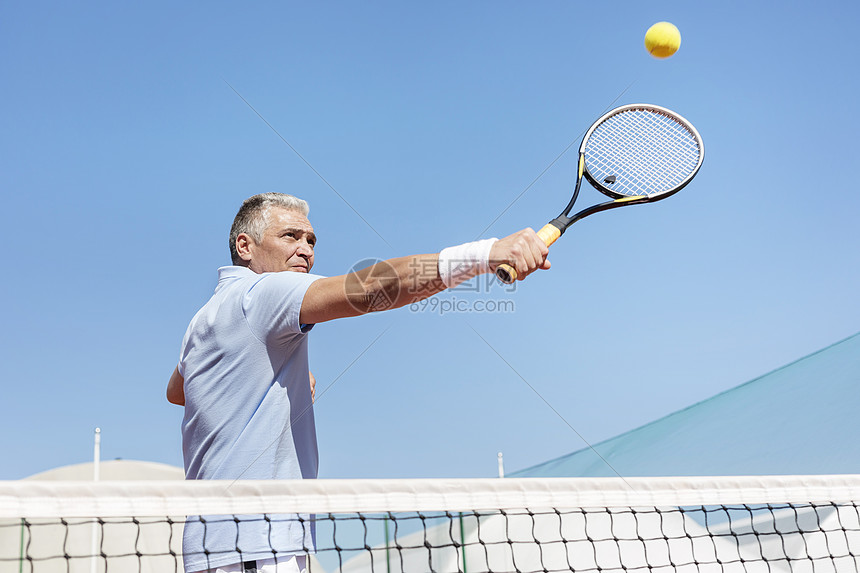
[300,228,549,324]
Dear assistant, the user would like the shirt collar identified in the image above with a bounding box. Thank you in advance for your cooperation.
[216,265,257,288]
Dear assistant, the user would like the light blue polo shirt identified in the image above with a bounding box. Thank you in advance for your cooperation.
[178,266,323,572]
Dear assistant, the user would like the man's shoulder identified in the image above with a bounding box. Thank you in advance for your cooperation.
[240,270,325,335]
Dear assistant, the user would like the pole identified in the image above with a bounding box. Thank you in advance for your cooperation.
[93,428,101,481]
[459,512,467,573]
[497,452,504,478]
[384,516,391,573]
[91,428,101,573]
[18,518,23,573]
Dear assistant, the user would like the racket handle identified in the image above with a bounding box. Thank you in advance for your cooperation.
[495,223,562,284]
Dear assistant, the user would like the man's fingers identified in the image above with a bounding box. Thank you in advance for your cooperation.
[489,228,552,281]
[517,229,549,279]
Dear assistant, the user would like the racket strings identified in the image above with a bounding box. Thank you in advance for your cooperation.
[585,109,701,198]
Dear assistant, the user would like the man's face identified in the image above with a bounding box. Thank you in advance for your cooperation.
[245,207,316,274]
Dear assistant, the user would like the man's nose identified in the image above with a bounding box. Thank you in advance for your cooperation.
[296,241,314,256]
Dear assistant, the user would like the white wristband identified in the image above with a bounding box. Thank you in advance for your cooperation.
[438,238,498,289]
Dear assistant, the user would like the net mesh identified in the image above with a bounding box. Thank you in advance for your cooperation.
[2,476,859,573]
[584,107,703,198]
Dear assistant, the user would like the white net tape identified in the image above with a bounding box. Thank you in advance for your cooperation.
[1,475,859,573]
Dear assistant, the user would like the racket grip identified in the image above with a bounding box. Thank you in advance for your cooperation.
[495,223,562,284]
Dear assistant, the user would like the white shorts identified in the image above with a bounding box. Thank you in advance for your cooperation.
[192,555,307,573]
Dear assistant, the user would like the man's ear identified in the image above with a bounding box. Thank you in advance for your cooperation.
[235,233,254,262]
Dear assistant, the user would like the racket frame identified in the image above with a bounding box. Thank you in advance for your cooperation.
[496,103,704,284]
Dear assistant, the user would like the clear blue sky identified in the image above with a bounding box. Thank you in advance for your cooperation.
[2,1,858,480]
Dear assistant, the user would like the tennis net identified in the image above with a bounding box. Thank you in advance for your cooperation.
[1,475,859,572]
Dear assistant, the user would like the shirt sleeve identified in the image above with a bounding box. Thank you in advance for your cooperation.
[177,324,192,378]
[242,271,324,344]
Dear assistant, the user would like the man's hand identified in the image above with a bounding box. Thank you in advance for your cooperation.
[489,228,551,281]
[309,371,316,403]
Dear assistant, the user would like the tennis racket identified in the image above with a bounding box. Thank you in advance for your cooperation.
[495,103,704,283]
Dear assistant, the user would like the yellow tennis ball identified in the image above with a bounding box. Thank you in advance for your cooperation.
[644,22,681,58]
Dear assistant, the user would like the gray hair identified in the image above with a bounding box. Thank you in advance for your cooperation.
[229,193,310,265]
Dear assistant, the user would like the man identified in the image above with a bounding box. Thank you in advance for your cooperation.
[167,192,549,573]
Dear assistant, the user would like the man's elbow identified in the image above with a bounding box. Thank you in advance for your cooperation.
[348,275,402,313]
[166,388,185,406]
[166,384,185,406]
